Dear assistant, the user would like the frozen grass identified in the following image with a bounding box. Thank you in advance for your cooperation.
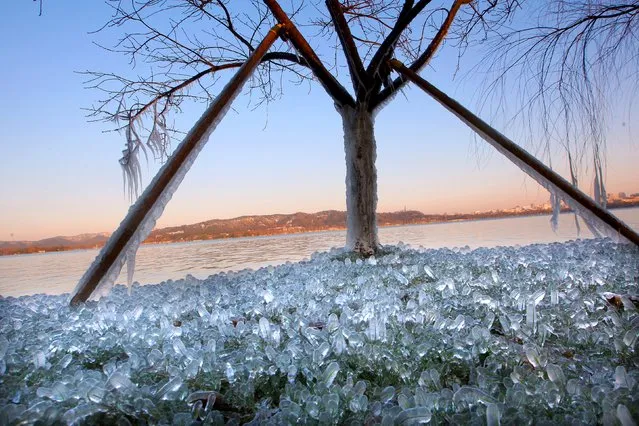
[0,239,638,425]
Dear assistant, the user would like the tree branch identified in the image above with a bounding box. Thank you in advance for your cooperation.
[366,0,432,99]
[372,0,470,111]
[263,0,355,107]
[390,58,639,249]
[70,25,285,305]
[325,0,369,100]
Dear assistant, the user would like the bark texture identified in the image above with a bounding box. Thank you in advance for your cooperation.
[340,104,379,255]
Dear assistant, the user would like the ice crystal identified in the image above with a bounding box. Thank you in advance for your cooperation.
[1,239,638,424]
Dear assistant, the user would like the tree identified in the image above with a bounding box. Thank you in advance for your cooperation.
[85,0,520,256]
[70,0,639,304]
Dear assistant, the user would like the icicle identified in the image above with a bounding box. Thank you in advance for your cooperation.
[548,156,560,232]
[580,149,607,238]
[573,211,582,234]
[550,190,560,232]
[479,132,620,241]
[119,105,172,203]
[146,104,170,161]
[131,122,149,164]
[120,119,146,201]
[126,247,136,294]
[585,166,605,238]
[567,153,581,235]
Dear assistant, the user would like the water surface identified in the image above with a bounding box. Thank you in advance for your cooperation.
[1,208,637,297]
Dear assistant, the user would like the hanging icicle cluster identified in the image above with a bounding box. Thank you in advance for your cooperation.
[120,119,143,201]
[119,105,171,201]
[71,23,287,305]
[146,104,171,162]
[79,105,225,300]
[114,105,172,290]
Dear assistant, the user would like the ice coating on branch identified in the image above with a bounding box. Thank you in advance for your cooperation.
[126,245,136,291]
[119,106,171,201]
[406,74,626,242]
[73,80,243,301]
[470,126,625,243]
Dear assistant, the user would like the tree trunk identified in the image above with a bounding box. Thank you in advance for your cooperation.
[339,103,379,255]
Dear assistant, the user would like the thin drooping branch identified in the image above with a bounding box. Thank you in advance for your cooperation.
[476,1,639,188]
[372,0,470,110]
[263,0,355,107]
[390,59,639,248]
[325,0,369,100]
[70,25,284,306]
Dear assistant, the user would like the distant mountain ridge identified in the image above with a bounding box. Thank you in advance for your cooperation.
[143,210,437,244]
[0,233,111,255]
[2,196,638,256]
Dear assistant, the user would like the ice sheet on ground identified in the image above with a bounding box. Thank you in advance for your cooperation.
[1,239,638,424]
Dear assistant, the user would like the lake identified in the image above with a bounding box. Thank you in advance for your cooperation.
[1,207,638,298]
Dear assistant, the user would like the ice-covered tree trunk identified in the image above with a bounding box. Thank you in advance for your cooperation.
[340,104,379,255]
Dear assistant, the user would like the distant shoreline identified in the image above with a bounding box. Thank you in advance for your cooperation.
[2,200,638,257]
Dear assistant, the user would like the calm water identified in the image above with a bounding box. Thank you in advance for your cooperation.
[1,208,638,298]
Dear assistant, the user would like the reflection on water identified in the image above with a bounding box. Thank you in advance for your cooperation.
[1,208,637,297]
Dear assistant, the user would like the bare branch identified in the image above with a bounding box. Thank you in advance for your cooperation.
[366,0,432,98]
[474,0,639,191]
[325,0,369,99]
[263,0,355,107]
[372,0,470,110]
[390,58,639,248]
[124,51,309,122]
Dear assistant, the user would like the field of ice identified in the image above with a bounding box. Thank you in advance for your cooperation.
[0,239,638,425]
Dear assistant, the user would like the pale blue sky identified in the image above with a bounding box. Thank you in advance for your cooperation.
[1,1,637,241]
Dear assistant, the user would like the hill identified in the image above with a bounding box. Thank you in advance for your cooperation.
[2,196,637,256]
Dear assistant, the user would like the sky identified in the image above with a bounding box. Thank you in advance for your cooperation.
[0,1,637,241]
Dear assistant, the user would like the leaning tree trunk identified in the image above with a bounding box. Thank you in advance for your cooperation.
[339,103,379,255]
